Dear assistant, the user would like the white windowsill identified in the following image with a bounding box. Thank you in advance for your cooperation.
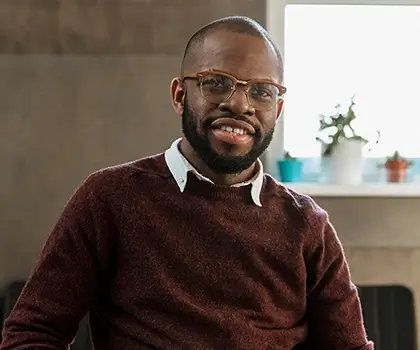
[285,182,420,197]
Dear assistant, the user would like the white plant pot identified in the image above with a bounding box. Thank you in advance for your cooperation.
[329,139,366,185]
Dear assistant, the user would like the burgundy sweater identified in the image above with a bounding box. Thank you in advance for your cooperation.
[1,154,373,349]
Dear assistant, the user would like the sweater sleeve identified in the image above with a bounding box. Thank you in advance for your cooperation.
[0,173,119,350]
[302,200,374,350]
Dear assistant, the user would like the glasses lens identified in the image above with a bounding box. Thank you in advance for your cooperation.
[200,74,234,104]
[248,83,280,111]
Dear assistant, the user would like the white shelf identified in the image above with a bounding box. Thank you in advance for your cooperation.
[285,183,420,197]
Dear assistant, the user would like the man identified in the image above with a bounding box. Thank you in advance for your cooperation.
[1,16,373,349]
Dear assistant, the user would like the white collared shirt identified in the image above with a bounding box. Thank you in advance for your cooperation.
[164,138,263,207]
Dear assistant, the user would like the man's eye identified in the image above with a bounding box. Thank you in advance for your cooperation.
[202,79,224,88]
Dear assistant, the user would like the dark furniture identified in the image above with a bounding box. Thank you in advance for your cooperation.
[359,285,417,350]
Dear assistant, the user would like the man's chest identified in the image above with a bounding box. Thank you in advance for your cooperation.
[111,198,309,311]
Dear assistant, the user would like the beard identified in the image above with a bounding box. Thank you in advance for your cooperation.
[181,96,274,174]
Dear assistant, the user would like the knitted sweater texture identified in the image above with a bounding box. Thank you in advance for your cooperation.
[1,154,373,350]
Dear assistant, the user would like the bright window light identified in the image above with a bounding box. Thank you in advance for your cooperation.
[284,5,420,157]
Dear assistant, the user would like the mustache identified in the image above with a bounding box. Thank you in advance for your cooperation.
[205,114,258,132]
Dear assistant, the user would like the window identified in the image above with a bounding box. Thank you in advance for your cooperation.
[284,4,420,158]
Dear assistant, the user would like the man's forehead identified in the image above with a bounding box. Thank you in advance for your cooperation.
[190,32,281,81]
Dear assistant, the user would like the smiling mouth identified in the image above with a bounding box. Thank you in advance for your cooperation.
[209,125,254,146]
[210,117,256,135]
[216,125,248,135]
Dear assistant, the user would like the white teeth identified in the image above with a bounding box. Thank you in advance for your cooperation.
[220,125,246,135]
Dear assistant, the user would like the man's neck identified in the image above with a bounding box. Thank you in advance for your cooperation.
[179,139,257,186]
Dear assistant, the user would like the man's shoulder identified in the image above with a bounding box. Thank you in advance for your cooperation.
[262,174,331,248]
[76,153,170,199]
[263,173,328,222]
[92,153,169,179]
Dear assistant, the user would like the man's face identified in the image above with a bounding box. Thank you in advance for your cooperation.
[180,32,283,174]
[182,94,274,174]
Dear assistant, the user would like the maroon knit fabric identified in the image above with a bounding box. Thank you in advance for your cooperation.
[1,154,373,349]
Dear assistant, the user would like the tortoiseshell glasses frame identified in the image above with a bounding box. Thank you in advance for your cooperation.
[182,70,287,111]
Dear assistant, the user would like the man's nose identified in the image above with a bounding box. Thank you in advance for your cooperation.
[219,86,255,116]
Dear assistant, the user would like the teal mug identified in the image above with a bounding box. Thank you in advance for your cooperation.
[277,159,303,183]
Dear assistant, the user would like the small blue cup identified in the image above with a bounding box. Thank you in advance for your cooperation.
[277,159,303,183]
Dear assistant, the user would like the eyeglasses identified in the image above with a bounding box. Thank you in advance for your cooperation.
[182,70,287,111]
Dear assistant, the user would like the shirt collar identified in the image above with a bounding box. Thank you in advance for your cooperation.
[164,138,263,207]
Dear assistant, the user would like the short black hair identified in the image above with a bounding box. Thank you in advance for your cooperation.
[181,16,284,77]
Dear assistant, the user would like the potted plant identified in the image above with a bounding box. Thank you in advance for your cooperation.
[384,150,411,183]
[316,96,368,157]
[277,151,303,183]
[316,96,379,185]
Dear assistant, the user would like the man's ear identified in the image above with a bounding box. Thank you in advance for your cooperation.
[275,99,284,119]
[170,78,185,117]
